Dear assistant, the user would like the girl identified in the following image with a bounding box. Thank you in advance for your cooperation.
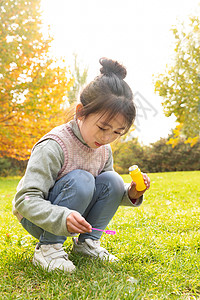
[13,58,150,273]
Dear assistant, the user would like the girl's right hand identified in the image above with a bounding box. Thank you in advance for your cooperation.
[66,211,92,234]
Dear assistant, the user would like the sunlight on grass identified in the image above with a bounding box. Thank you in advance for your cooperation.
[0,172,200,299]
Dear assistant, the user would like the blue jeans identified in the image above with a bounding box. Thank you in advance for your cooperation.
[21,170,125,245]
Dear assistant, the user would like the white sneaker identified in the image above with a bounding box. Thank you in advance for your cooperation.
[33,243,76,273]
[72,238,118,262]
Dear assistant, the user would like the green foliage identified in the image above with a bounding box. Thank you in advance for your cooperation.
[112,138,144,174]
[154,15,200,143]
[145,137,200,172]
[0,172,200,299]
[112,136,200,174]
[0,157,27,177]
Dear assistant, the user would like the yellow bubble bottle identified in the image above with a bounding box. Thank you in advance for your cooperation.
[129,165,146,191]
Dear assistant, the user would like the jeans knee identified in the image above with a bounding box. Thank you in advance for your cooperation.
[74,170,95,201]
[49,170,95,207]
[98,171,125,200]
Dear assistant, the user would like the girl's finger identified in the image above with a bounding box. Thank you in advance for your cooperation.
[67,213,92,233]
[142,174,150,189]
[67,219,90,233]
[73,214,91,229]
[68,223,88,233]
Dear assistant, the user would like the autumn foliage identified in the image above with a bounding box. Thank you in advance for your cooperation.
[0,0,74,160]
[154,16,200,146]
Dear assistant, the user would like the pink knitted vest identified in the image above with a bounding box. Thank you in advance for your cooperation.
[33,123,109,180]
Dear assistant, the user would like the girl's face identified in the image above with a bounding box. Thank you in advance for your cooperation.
[77,111,126,149]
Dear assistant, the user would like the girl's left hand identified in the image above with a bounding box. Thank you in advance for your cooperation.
[128,173,150,200]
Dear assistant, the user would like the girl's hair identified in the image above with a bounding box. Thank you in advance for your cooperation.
[77,58,136,134]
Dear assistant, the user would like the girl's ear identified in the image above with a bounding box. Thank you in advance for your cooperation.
[76,103,84,120]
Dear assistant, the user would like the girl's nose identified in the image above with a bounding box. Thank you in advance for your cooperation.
[101,133,111,143]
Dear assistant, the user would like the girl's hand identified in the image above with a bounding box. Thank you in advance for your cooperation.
[66,211,92,234]
[128,173,150,200]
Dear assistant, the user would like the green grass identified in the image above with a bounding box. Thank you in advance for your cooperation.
[0,172,200,299]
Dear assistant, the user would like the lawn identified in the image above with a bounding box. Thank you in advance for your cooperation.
[0,171,200,299]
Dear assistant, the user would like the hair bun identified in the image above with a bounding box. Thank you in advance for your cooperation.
[99,57,127,80]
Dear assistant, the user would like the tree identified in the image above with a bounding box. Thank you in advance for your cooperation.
[144,136,200,172]
[112,136,144,174]
[112,135,200,174]
[67,54,88,105]
[0,0,73,159]
[154,16,200,147]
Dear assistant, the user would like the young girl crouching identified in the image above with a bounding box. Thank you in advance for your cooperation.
[13,58,150,272]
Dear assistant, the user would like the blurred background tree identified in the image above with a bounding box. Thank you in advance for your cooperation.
[112,137,144,174]
[154,16,200,147]
[111,134,200,175]
[0,1,199,176]
[0,0,73,160]
[67,53,88,105]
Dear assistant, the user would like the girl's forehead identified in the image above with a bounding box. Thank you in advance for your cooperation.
[96,112,126,128]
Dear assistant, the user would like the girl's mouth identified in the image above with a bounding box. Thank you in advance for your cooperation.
[95,142,103,147]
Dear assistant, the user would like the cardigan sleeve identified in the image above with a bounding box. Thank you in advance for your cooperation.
[13,139,77,237]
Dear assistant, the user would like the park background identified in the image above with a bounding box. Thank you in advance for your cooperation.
[0,1,200,298]
[0,0,200,175]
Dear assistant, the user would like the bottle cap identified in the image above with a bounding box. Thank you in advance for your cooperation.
[129,165,139,172]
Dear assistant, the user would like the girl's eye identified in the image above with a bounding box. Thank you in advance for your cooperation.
[98,126,106,131]
[97,125,123,136]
